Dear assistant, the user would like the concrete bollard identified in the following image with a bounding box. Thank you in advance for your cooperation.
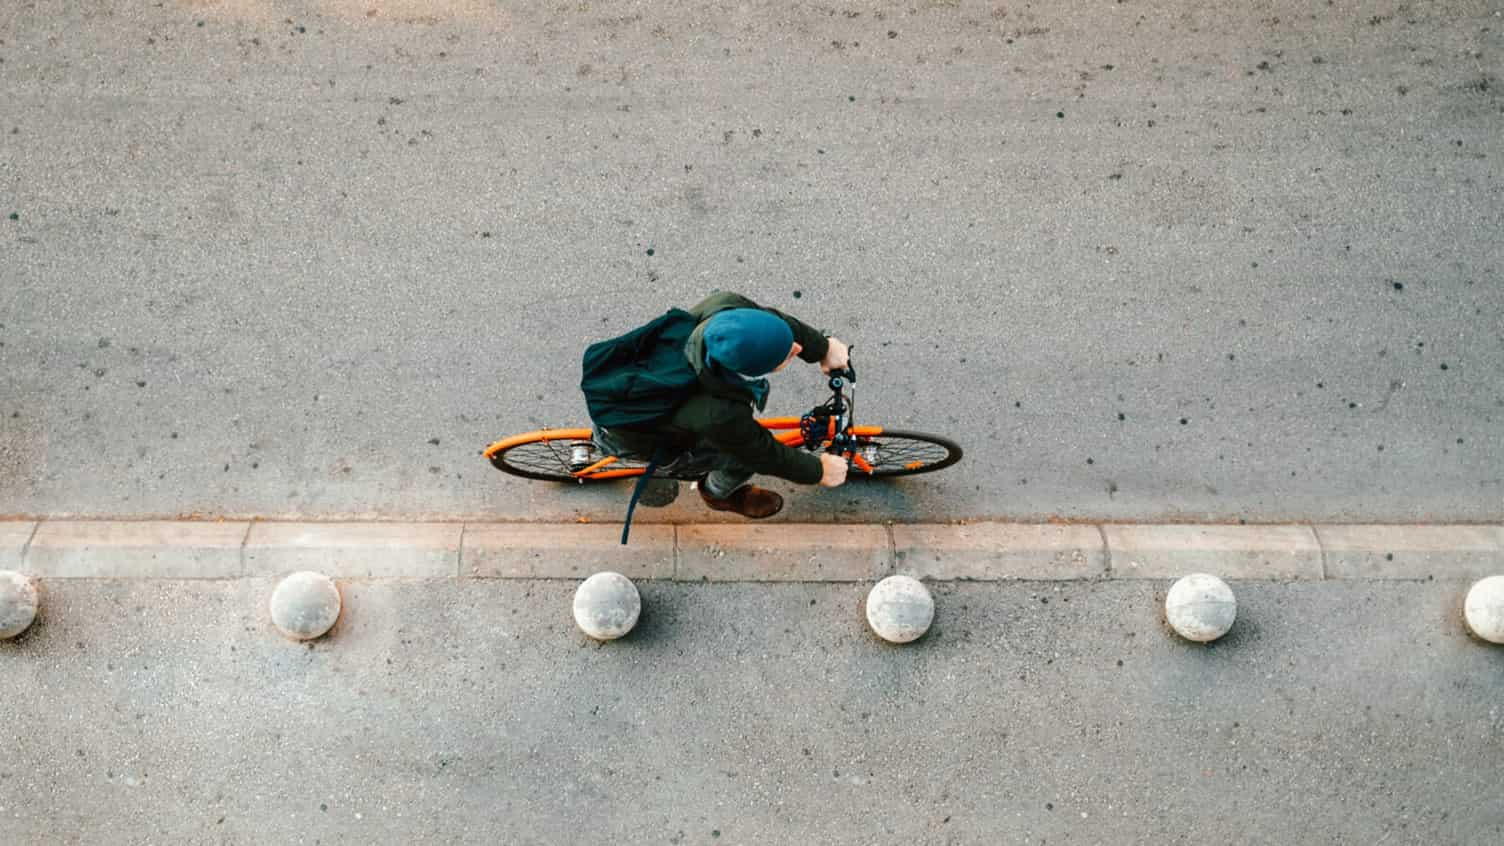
[573,572,641,641]
[1165,573,1237,642]
[865,575,934,644]
[269,571,342,640]
[1464,575,1504,644]
[0,571,38,639]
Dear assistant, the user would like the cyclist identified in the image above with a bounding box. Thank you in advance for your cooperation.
[591,291,850,518]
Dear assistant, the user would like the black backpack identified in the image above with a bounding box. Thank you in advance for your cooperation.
[579,308,702,544]
[580,308,701,429]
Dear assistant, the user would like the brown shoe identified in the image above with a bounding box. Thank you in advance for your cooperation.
[698,483,784,519]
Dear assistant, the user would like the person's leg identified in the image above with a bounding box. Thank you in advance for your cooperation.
[590,426,641,460]
[701,460,754,499]
[593,426,684,507]
[694,447,782,518]
[598,430,778,517]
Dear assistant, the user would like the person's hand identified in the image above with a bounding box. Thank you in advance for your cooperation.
[820,337,850,374]
[819,453,849,487]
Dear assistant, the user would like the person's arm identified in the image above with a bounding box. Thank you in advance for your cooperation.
[687,291,831,365]
[703,403,824,484]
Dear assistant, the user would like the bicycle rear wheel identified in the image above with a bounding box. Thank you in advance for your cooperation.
[845,430,962,477]
[484,428,649,482]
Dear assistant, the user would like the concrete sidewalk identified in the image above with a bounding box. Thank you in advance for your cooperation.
[3,578,1501,844]
[3,520,1502,582]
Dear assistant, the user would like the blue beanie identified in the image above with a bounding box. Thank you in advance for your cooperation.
[703,309,795,377]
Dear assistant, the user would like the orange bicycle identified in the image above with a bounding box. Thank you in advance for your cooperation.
[483,360,962,483]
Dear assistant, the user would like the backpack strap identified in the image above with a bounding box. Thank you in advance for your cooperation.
[620,444,667,545]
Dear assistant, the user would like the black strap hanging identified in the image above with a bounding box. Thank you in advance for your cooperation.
[620,446,666,545]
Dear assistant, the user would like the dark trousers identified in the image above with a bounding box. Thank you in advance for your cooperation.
[591,426,754,499]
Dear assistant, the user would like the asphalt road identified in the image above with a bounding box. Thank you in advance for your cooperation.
[2,578,1501,844]
[2,1,1501,522]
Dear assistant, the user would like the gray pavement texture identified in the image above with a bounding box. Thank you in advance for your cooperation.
[2,1,1503,523]
[3,578,1503,844]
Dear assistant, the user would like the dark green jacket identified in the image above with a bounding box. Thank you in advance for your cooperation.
[610,292,830,484]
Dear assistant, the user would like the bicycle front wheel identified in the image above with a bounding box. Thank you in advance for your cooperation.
[847,429,963,477]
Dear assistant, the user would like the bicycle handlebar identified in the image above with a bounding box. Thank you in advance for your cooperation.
[827,345,855,386]
[823,350,856,456]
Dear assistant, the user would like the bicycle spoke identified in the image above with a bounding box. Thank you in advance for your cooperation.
[538,439,571,470]
[492,440,653,481]
[841,433,960,476]
[507,445,566,474]
[861,442,946,468]
[505,447,567,475]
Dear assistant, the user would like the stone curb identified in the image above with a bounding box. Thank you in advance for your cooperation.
[245,522,460,578]
[1314,525,1504,581]
[892,523,1106,580]
[463,523,674,580]
[1102,524,1324,580]
[0,522,37,570]
[24,521,247,578]
[3,520,1502,582]
[677,524,889,582]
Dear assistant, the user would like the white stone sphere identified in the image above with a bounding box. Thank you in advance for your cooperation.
[573,572,641,641]
[1165,573,1237,642]
[269,571,342,640]
[0,571,38,639]
[1464,575,1504,644]
[866,575,934,644]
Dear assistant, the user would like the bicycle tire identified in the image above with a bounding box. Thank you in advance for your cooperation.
[484,428,649,483]
[845,429,963,477]
[485,427,961,482]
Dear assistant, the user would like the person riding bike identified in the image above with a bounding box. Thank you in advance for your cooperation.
[590,291,851,519]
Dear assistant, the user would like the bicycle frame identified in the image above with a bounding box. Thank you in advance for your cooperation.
[480,363,882,481]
